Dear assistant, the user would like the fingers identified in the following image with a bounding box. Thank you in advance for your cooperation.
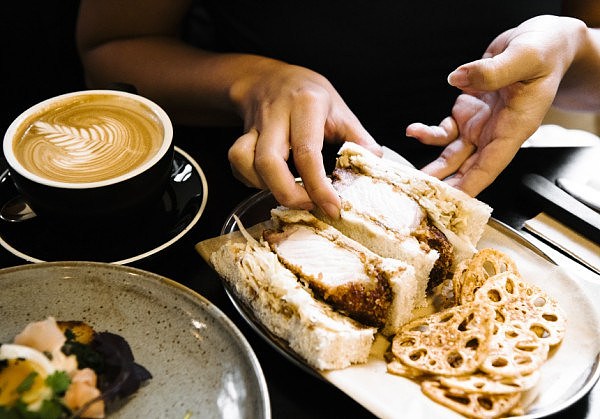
[254,116,318,211]
[445,150,515,197]
[444,165,492,197]
[228,129,265,188]
[338,119,382,157]
[347,135,382,157]
[228,116,341,218]
[447,44,545,92]
[229,126,314,210]
[406,117,458,146]
[420,138,476,181]
[289,98,341,218]
[424,136,520,197]
[228,63,381,218]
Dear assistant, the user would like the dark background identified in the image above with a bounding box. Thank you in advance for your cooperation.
[2,1,86,136]
[2,2,599,419]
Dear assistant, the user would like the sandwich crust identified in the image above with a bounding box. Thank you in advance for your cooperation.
[210,234,376,370]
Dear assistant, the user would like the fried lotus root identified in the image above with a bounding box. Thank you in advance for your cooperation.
[386,358,429,380]
[480,321,549,377]
[391,303,494,376]
[457,249,520,305]
[439,370,540,395]
[474,272,566,347]
[421,380,522,419]
[452,259,469,305]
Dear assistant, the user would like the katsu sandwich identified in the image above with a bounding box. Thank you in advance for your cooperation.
[210,142,492,370]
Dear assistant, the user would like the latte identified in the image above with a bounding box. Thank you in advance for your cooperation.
[12,93,165,184]
[3,90,174,219]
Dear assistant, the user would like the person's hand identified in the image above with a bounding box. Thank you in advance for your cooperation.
[227,59,382,218]
[406,15,588,196]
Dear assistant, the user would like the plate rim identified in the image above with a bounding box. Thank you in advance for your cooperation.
[0,260,272,419]
[0,146,208,265]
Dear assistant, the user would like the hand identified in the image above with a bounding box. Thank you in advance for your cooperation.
[227,59,382,218]
[406,15,587,196]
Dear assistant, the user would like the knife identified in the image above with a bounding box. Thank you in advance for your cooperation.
[556,177,600,213]
[521,173,600,244]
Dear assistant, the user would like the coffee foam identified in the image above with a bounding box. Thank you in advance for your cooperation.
[10,93,168,185]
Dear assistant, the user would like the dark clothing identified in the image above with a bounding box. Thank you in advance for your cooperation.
[183,1,561,165]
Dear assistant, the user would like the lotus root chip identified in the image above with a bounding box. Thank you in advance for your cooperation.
[474,272,566,347]
[452,259,469,305]
[458,249,519,304]
[421,380,521,419]
[440,370,540,395]
[391,302,494,376]
[386,358,428,380]
[480,321,549,377]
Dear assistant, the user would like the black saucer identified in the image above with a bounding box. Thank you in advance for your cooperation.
[0,146,207,264]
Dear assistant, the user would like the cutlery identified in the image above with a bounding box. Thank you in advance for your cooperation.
[556,177,600,213]
[521,173,600,244]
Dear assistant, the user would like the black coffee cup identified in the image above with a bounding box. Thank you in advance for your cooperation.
[3,90,174,221]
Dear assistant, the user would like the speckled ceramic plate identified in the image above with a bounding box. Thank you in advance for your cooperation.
[0,262,271,419]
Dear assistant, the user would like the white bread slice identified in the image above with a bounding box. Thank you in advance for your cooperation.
[210,225,376,371]
[335,142,492,263]
[270,207,419,335]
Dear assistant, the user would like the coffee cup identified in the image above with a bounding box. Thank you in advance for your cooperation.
[2,90,174,221]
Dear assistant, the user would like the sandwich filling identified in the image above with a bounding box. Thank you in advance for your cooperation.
[265,208,417,332]
[331,168,454,289]
[264,223,393,327]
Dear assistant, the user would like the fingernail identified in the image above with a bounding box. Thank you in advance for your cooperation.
[321,202,340,219]
[448,68,469,88]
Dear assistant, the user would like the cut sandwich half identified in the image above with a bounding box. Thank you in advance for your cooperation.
[266,207,418,336]
[315,142,492,301]
[210,218,376,371]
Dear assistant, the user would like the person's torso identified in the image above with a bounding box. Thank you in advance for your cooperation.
[184,1,561,159]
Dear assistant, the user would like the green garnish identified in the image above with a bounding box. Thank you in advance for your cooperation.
[45,372,70,395]
[34,398,66,419]
[2,399,67,419]
[1,372,71,418]
[16,372,37,394]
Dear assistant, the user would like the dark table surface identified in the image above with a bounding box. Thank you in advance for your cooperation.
[0,125,598,419]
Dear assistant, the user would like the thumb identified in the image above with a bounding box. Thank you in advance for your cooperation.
[448,48,542,92]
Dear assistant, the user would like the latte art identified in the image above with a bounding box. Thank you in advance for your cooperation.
[13,94,164,184]
[3,90,174,219]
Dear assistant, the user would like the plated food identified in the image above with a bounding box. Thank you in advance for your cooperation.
[210,142,493,369]
[0,262,270,419]
[387,249,566,418]
[203,142,599,418]
[316,142,492,295]
[0,317,151,418]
